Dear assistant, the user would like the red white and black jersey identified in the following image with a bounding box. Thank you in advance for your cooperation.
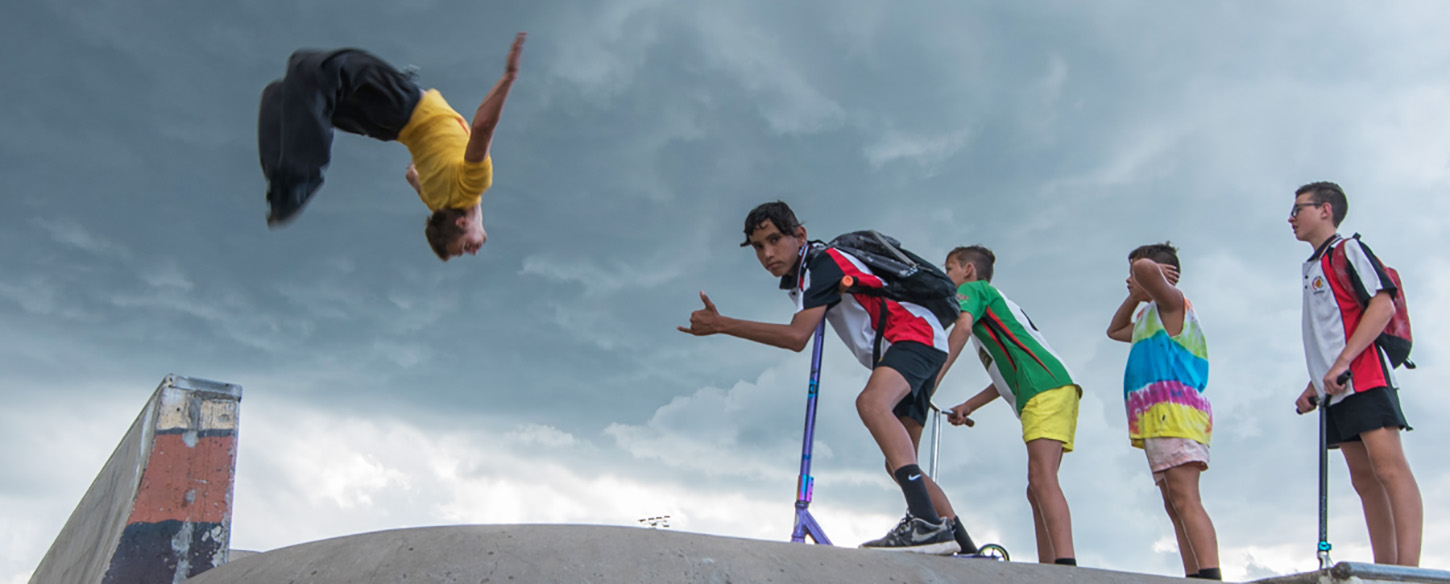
[782,244,949,369]
[1302,234,1398,404]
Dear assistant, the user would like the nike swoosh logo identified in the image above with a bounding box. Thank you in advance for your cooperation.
[908,474,921,481]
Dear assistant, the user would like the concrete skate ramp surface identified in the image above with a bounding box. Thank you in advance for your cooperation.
[187,524,1191,584]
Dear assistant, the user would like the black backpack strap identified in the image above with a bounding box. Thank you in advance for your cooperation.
[1337,234,1378,305]
[873,297,887,364]
[868,230,917,270]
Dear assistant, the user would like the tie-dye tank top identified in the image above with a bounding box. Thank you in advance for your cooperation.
[1123,300,1212,448]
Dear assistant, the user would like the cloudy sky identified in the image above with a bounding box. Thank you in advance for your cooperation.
[4,1,1450,582]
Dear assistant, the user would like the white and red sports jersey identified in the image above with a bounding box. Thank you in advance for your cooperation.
[1302,234,1397,405]
[783,244,949,369]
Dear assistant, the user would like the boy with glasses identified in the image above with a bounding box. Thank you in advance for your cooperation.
[1290,181,1422,566]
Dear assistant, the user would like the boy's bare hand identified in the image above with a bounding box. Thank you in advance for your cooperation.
[1162,264,1180,286]
[1324,362,1351,394]
[1294,384,1317,414]
[403,164,424,196]
[506,33,526,75]
[946,404,976,427]
[1126,277,1150,302]
[678,291,725,335]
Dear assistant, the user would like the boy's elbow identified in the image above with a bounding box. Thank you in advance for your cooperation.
[789,336,810,353]
[788,329,814,352]
[471,119,499,136]
[1129,258,1155,278]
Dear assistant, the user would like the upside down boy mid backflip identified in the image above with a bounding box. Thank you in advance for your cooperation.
[257,33,525,260]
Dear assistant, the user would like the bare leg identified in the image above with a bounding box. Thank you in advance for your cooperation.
[1160,465,1217,573]
[1349,428,1423,565]
[856,367,917,473]
[1159,480,1197,575]
[1028,484,1053,563]
[1340,441,1398,564]
[1025,438,1073,563]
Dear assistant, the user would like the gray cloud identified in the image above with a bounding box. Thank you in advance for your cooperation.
[5,1,1450,582]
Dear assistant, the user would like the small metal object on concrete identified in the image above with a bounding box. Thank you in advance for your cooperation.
[28,374,242,584]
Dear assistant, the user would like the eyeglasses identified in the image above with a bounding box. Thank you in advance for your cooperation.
[1290,202,1323,218]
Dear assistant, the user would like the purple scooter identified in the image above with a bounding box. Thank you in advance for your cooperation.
[790,321,832,544]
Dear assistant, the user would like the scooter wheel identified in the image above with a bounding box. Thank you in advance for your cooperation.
[975,543,1009,561]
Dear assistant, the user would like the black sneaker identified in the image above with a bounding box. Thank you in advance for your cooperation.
[859,514,961,555]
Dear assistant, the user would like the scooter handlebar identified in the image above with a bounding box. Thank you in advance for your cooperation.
[1299,371,1351,414]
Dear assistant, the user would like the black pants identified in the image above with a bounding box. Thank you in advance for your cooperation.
[257,48,422,224]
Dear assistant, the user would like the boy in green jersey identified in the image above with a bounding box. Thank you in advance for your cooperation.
[938,245,1081,566]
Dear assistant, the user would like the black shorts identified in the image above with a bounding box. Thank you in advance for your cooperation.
[1326,386,1412,447]
[875,341,947,426]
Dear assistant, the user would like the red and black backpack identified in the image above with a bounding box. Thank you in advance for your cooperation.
[1325,233,1415,369]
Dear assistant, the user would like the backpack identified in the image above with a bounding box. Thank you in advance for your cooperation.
[1325,233,1415,369]
[822,230,962,329]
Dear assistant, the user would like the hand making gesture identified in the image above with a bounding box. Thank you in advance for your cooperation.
[678,291,727,336]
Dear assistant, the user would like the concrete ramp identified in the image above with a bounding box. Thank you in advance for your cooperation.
[28,374,242,584]
[185,524,1190,584]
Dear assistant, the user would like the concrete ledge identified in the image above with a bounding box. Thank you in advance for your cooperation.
[189,524,1192,584]
[1249,562,1450,584]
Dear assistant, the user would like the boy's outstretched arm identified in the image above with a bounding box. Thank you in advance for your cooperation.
[934,311,977,389]
[1324,292,1395,394]
[677,291,827,352]
[464,32,526,164]
[947,384,999,426]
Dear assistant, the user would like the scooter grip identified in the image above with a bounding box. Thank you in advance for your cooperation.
[1300,372,1351,413]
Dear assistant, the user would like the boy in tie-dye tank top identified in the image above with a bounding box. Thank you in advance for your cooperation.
[1106,243,1220,581]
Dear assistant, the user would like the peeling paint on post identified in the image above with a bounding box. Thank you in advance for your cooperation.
[28,375,242,584]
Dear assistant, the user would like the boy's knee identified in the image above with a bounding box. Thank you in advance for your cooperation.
[1371,463,1412,487]
[1026,470,1058,496]
[285,50,316,74]
[1165,484,1198,511]
[855,392,891,418]
[1347,464,1380,489]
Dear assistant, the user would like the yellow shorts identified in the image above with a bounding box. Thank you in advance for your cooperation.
[1020,385,1081,452]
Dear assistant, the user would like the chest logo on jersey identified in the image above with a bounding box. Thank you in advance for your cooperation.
[1311,275,1328,293]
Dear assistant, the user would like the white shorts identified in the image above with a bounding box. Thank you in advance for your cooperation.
[1144,437,1210,483]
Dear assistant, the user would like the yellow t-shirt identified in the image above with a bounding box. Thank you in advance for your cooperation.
[397,90,493,211]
